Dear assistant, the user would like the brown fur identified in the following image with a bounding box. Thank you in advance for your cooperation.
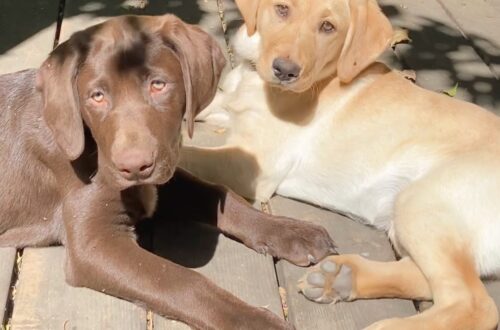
[0,14,336,329]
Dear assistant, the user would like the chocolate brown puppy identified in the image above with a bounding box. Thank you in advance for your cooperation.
[0,14,335,329]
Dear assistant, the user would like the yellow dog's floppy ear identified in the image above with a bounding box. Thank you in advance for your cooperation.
[235,0,260,36]
[338,0,393,83]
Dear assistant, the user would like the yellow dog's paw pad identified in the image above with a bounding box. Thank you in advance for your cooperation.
[298,259,352,304]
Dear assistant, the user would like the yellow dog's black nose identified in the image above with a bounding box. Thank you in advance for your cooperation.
[272,57,301,82]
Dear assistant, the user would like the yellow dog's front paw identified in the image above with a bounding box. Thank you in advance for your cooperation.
[297,256,353,303]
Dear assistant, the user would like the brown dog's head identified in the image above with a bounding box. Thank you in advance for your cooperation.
[236,0,393,92]
[36,15,226,189]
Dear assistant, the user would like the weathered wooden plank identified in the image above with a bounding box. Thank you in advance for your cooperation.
[10,247,146,329]
[0,248,16,325]
[157,120,279,329]
[379,0,500,113]
[485,280,500,319]
[151,219,284,329]
[435,0,500,78]
[158,121,282,329]
[270,196,416,330]
[0,0,59,73]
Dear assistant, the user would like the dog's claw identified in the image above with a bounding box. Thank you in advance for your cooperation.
[249,216,335,266]
[256,246,269,256]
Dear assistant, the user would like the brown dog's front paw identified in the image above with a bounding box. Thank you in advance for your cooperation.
[250,217,337,266]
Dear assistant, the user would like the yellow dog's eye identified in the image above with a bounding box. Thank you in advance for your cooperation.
[275,4,289,18]
[320,21,335,33]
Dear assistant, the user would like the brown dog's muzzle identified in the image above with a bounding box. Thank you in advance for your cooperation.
[112,147,156,181]
[105,116,167,188]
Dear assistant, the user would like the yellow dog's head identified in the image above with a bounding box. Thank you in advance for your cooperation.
[236,0,393,92]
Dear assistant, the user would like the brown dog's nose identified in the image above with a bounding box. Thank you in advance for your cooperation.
[113,149,155,181]
[272,57,301,83]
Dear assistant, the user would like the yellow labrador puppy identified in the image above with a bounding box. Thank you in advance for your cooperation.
[181,0,500,329]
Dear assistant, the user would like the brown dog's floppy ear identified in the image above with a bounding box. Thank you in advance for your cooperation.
[235,0,260,36]
[160,15,227,138]
[36,40,85,160]
[338,0,393,83]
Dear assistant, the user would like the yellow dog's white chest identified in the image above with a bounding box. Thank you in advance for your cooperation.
[222,68,437,231]
[277,154,425,230]
[273,106,438,231]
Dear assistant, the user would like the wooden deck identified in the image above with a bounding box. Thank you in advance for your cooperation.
[1,0,499,329]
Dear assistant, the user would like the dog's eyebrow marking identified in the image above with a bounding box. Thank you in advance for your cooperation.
[115,33,151,73]
[116,44,146,72]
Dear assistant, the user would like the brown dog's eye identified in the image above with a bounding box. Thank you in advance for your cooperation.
[90,91,105,103]
[320,21,335,33]
[151,80,167,92]
[275,4,289,18]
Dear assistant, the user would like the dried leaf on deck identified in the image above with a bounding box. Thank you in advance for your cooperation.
[442,83,459,97]
[391,28,411,48]
[279,287,289,319]
[214,128,227,134]
[396,69,417,82]
[121,0,149,9]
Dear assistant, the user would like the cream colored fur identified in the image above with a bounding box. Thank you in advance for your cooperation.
[181,0,500,328]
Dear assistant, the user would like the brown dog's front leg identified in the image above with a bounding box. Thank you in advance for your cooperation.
[63,183,291,330]
[159,169,336,266]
